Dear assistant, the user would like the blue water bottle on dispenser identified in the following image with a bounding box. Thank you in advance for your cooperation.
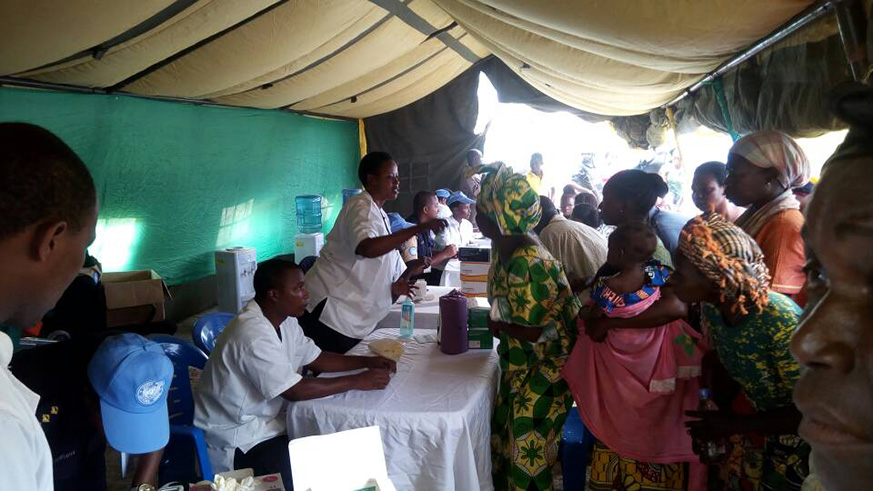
[343,189,362,204]
[295,195,323,234]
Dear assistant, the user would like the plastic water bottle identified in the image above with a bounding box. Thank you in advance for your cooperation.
[343,188,363,204]
[295,195,323,233]
[399,297,415,340]
[696,388,727,464]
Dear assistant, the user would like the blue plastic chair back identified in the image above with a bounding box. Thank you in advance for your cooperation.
[149,335,213,484]
[561,406,595,491]
[149,335,207,425]
[298,255,317,273]
[192,312,234,354]
[164,425,214,484]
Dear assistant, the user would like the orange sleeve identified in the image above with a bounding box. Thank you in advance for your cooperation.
[755,210,806,295]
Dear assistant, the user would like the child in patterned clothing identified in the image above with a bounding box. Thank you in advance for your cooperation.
[564,222,708,491]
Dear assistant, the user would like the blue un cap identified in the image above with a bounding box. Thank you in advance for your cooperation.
[88,334,174,454]
[435,189,451,199]
[447,191,476,206]
[387,212,415,234]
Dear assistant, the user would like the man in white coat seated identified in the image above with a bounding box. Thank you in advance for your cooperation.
[195,259,396,485]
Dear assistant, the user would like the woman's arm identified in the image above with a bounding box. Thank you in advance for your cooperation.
[584,286,688,330]
[356,223,440,258]
[685,404,802,440]
[488,318,543,343]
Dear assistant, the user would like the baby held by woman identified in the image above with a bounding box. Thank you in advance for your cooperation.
[563,222,708,491]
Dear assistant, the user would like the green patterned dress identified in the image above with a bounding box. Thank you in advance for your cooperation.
[701,291,810,490]
[489,244,582,490]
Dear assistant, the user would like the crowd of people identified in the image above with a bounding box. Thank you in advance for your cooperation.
[2,83,873,491]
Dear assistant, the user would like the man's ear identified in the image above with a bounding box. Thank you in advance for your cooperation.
[266,288,278,302]
[31,221,69,262]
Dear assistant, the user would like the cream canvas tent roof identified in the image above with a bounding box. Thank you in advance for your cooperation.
[0,0,815,118]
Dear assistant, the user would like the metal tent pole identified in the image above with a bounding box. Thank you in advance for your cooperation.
[663,0,839,108]
[833,0,868,81]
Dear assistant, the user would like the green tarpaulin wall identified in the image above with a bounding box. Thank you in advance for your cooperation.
[0,87,359,285]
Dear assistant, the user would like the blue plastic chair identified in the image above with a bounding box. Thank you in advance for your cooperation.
[149,335,214,484]
[298,255,317,273]
[561,406,595,490]
[192,312,235,354]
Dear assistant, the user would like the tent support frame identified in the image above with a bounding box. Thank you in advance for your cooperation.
[0,76,357,122]
[664,0,865,108]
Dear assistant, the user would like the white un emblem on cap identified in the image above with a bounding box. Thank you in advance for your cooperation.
[136,380,165,406]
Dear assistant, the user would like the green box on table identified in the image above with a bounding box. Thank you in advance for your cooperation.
[468,327,494,349]
[468,307,489,328]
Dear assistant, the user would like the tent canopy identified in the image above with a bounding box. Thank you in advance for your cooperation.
[1,0,815,118]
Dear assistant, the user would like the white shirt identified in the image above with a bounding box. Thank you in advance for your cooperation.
[445,216,474,248]
[194,301,322,472]
[538,215,608,284]
[304,191,405,339]
[0,331,54,491]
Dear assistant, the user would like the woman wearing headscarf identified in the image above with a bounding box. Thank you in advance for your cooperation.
[583,170,690,347]
[725,132,810,298]
[669,213,809,491]
[599,169,693,266]
[472,162,581,490]
[791,83,873,491]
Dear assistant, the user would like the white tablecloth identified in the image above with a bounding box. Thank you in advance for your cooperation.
[376,286,456,329]
[287,328,500,491]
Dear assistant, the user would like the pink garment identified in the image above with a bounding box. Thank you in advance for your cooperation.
[562,290,708,465]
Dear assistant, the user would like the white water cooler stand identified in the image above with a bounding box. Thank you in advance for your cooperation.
[295,233,324,261]
[215,247,257,314]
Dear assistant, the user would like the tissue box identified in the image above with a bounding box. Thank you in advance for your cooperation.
[468,307,489,328]
[190,472,285,491]
[468,327,494,349]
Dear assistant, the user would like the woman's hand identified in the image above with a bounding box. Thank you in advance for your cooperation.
[584,316,610,342]
[570,276,595,294]
[583,308,610,342]
[487,317,502,337]
[684,410,746,440]
[578,304,596,320]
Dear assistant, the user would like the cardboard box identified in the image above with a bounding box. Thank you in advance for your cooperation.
[458,247,491,263]
[461,280,487,297]
[460,261,490,282]
[468,327,494,349]
[101,270,170,327]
